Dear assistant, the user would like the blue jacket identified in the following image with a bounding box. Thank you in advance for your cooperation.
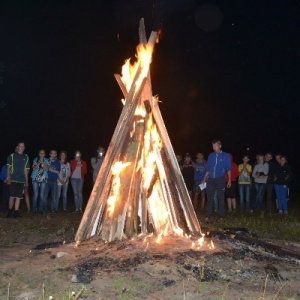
[48,159,61,180]
[0,165,7,181]
[206,151,231,179]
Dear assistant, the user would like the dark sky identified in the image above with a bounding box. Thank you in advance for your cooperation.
[0,0,300,173]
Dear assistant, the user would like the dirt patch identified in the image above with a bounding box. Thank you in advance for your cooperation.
[1,211,300,299]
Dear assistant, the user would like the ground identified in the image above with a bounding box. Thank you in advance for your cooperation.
[1,209,300,300]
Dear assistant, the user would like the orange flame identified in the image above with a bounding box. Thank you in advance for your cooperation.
[107,161,131,217]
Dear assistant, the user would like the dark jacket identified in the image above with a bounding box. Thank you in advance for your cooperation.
[274,163,292,186]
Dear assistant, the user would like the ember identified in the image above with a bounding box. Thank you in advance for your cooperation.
[75,19,202,245]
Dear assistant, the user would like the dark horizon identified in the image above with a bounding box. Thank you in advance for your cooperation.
[1,1,299,186]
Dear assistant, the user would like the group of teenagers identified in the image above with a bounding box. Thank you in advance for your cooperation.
[178,139,292,221]
[0,142,106,217]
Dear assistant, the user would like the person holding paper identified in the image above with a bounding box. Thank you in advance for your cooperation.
[202,140,231,221]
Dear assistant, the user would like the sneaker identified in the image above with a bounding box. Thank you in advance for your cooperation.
[13,210,21,218]
[278,210,283,214]
[63,209,67,212]
[73,209,79,213]
[51,210,57,214]
[7,209,13,218]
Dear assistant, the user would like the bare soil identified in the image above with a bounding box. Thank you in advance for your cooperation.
[1,210,300,300]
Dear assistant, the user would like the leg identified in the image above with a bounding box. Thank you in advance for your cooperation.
[245,185,251,211]
[266,183,273,212]
[14,198,21,211]
[62,183,68,211]
[44,182,51,212]
[216,177,226,218]
[32,181,39,212]
[205,178,215,218]
[71,179,79,210]
[200,190,206,211]
[239,184,245,211]
[39,182,46,213]
[227,197,232,212]
[24,190,30,212]
[78,179,84,211]
[57,185,62,210]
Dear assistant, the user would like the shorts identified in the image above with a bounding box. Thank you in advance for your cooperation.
[225,181,237,198]
[194,180,205,194]
[9,182,24,199]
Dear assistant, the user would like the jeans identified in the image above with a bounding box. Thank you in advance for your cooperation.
[239,184,251,211]
[274,184,288,211]
[265,183,274,212]
[45,179,58,212]
[32,180,46,212]
[71,178,84,210]
[252,183,266,211]
[206,177,226,218]
[57,183,69,210]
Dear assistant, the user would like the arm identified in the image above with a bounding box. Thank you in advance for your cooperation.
[6,164,11,185]
[226,170,232,188]
[82,161,88,175]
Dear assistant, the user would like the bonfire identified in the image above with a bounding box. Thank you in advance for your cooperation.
[75,19,204,246]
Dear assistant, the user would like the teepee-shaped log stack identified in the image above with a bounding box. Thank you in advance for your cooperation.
[75,19,201,243]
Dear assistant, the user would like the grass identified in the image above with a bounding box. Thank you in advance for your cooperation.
[113,276,150,299]
[211,210,300,242]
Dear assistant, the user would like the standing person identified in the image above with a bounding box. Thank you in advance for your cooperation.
[70,151,87,213]
[6,142,30,218]
[238,155,252,211]
[251,154,269,213]
[264,152,276,213]
[44,150,61,213]
[225,153,239,213]
[273,156,292,215]
[202,140,231,221]
[31,150,49,213]
[181,153,195,199]
[0,164,10,212]
[193,152,207,212]
[91,146,105,183]
[57,151,71,212]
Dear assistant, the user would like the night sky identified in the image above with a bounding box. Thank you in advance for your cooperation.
[1,1,300,182]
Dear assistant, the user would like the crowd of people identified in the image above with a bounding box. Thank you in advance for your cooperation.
[0,140,293,221]
[178,139,293,221]
[0,142,106,217]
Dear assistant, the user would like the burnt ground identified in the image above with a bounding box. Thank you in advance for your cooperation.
[0,209,300,300]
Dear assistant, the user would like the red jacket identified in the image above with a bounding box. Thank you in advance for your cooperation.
[225,153,239,182]
[70,159,87,179]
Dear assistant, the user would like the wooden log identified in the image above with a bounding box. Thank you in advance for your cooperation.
[139,18,147,45]
[160,148,189,234]
[151,98,201,234]
[114,74,128,98]
[101,118,144,241]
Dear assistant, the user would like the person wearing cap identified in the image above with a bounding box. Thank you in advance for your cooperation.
[202,140,231,221]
